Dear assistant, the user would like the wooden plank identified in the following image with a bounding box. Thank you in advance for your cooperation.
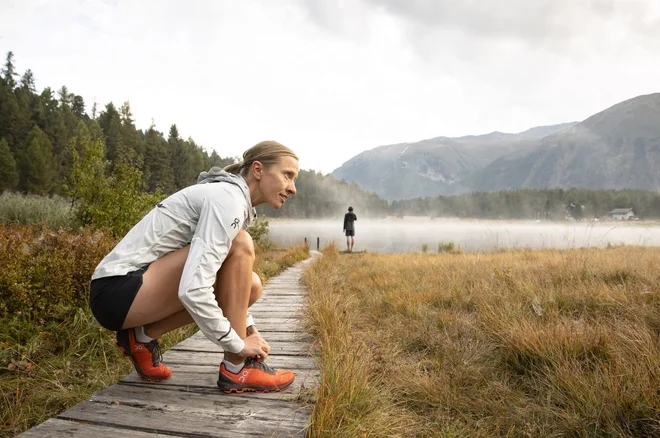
[119,364,318,401]
[247,310,303,318]
[171,338,312,355]
[186,330,313,343]
[58,385,309,437]
[162,350,317,369]
[253,302,305,308]
[17,418,187,438]
[251,300,305,305]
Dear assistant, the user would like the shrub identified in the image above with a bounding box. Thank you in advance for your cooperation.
[0,225,117,322]
[438,241,460,253]
[0,192,73,228]
[247,216,270,246]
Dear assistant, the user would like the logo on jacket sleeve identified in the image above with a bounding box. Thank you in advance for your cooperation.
[231,218,240,229]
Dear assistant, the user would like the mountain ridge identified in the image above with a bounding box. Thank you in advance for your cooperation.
[332,93,660,200]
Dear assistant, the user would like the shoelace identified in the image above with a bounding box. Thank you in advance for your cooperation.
[147,340,163,366]
[244,357,275,374]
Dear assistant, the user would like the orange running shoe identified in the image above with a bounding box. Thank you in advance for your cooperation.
[116,328,172,382]
[217,358,295,393]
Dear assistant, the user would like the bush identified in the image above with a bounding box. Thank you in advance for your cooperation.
[0,192,73,228]
[439,241,460,253]
[0,225,117,322]
[247,216,270,245]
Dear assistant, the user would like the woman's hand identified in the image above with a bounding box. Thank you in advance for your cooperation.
[239,332,271,361]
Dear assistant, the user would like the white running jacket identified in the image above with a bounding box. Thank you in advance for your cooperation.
[92,170,256,354]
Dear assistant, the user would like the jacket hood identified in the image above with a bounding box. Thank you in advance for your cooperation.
[196,167,256,228]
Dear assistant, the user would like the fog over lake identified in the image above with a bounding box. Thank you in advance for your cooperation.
[267,218,660,253]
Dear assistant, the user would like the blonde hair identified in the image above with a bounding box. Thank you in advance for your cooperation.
[224,141,298,176]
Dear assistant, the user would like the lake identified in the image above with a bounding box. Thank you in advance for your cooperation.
[267,217,660,253]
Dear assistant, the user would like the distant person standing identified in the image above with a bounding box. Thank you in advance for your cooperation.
[343,206,357,252]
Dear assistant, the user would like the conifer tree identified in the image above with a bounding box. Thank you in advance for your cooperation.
[18,125,57,194]
[119,101,143,166]
[0,138,19,191]
[143,124,175,193]
[98,102,124,166]
[1,52,17,89]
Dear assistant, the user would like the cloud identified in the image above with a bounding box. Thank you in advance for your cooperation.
[365,0,659,46]
[2,0,659,174]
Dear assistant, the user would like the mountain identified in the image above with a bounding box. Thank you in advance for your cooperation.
[332,93,660,200]
[332,122,577,200]
[466,94,660,192]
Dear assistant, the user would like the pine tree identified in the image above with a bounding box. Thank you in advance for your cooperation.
[18,125,57,194]
[71,95,86,118]
[0,138,19,191]
[1,52,18,89]
[0,82,21,152]
[98,102,124,167]
[168,124,195,189]
[143,124,175,193]
[119,101,143,166]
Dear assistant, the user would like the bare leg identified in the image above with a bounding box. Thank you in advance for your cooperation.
[146,271,262,339]
[216,230,256,365]
[122,245,190,330]
[123,231,260,345]
[346,236,350,251]
[350,236,355,252]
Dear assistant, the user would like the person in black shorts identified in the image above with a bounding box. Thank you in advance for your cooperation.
[343,206,357,252]
[89,141,299,393]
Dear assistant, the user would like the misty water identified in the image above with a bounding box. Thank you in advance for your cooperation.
[268,218,660,253]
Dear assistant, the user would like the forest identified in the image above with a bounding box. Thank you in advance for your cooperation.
[2,50,660,224]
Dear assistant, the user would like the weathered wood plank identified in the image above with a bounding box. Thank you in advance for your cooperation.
[162,350,318,369]
[119,363,318,395]
[16,418,187,438]
[250,304,305,311]
[247,311,303,319]
[171,338,312,355]
[58,388,309,437]
[187,330,313,343]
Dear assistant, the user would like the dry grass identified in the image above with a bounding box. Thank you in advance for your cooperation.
[302,244,660,437]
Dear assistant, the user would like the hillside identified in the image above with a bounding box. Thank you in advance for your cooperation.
[333,93,660,200]
[467,93,660,191]
[332,122,576,200]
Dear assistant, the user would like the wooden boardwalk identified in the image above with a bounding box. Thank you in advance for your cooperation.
[19,253,320,438]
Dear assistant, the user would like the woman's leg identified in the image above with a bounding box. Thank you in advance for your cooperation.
[215,230,256,365]
[125,230,261,336]
[121,245,190,331]
[145,270,262,339]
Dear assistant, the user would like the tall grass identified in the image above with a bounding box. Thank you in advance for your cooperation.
[303,246,660,437]
[0,192,73,228]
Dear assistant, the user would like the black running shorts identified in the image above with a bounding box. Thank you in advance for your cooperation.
[89,266,148,331]
[345,230,355,237]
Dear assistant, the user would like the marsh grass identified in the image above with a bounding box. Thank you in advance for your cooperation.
[0,223,309,438]
[303,245,660,437]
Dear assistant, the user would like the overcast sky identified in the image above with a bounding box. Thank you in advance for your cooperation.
[1,0,659,173]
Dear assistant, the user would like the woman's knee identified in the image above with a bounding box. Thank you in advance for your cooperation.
[250,271,262,305]
[229,230,255,259]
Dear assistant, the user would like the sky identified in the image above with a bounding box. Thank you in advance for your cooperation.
[1,0,659,173]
